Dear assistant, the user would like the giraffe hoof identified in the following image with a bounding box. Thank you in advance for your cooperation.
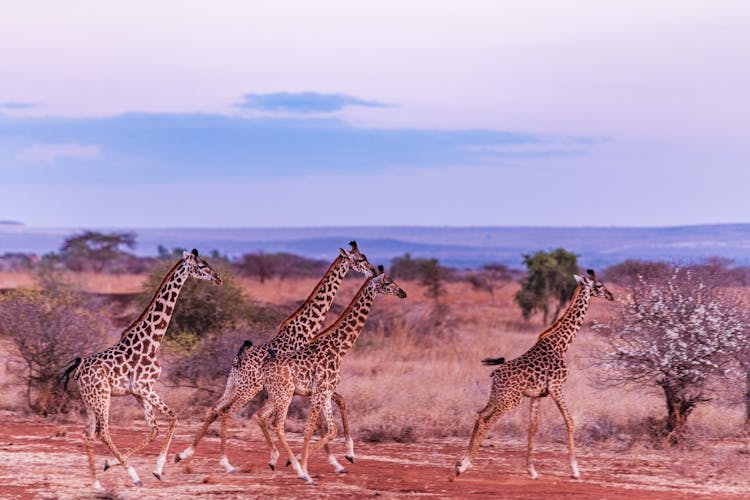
[345,455,354,464]
[268,463,275,471]
[174,454,182,463]
[134,480,143,487]
[153,472,162,481]
[103,460,111,471]
[286,459,291,467]
[336,467,348,474]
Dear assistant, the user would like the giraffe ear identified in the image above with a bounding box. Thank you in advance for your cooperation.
[182,250,192,259]
[573,274,584,283]
[339,247,350,257]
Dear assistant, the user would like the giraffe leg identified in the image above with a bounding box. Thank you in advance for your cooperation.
[298,396,325,485]
[550,389,579,479]
[308,399,345,473]
[270,397,314,484]
[526,397,541,480]
[255,399,281,471]
[141,391,177,480]
[82,409,102,490]
[455,391,522,477]
[218,385,262,473]
[96,404,143,486]
[104,396,159,471]
[176,377,239,464]
[331,391,355,463]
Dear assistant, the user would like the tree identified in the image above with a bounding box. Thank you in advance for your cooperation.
[594,267,744,444]
[60,230,136,272]
[0,289,107,415]
[234,252,327,283]
[515,248,579,325]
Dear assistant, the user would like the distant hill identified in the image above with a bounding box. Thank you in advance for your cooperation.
[1,224,749,269]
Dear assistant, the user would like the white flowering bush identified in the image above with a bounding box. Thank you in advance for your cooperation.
[594,267,745,444]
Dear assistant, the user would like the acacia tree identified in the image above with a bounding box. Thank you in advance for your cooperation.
[60,230,136,272]
[515,248,578,325]
[594,268,744,444]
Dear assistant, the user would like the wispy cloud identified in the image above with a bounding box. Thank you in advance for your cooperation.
[0,111,600,185]
[14,143,101,164]
[1,101,38,110]
[237,92,389,113]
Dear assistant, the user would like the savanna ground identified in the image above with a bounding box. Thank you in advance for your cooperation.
[1,271,749,498]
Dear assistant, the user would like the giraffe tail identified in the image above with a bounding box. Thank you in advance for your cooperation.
[58,357,82,391]
[481,357,505,366]
[236,340,254,358]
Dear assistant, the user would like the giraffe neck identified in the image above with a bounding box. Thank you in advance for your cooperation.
[535,283,591,354]
[275,255,349,345]
[310,276,377,358]
[118,259,190,352]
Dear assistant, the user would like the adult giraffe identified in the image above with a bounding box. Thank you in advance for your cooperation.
[61,249,222,489]
[455,270,613,480]
[258,268,407,484]
[175,241,376,473]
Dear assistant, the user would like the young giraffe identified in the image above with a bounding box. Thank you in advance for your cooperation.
[455,270,613,480]
[257,268,407,484]
[175,241,376,473]
[61,250,222,489]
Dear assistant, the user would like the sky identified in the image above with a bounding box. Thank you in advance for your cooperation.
[0,0,748,228]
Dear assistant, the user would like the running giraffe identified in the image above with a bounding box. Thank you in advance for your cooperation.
[175,241,376,473]
[455,270,613,480]
[257,269,407,484]
[60,250,222,489]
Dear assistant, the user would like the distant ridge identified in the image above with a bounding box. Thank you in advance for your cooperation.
[1,224,749,269]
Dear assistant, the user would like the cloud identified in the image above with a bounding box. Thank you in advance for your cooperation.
[237,92,389,113]
[1,102,38,110]
[14,143,101,164]
[0,112,599,184]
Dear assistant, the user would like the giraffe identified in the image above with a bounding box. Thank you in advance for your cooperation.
[257,268,407,484]
[60,249,222,489]
[175,241,376,473]
[455,269,613,480]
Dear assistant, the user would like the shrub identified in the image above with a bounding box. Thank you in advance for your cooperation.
[0,289,107,415]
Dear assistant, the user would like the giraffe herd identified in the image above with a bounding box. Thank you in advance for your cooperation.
[59,242,612,490]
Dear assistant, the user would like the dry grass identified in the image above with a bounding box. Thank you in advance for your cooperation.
[0,270,747,450]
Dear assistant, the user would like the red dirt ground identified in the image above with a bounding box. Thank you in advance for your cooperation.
[1,419,747,499]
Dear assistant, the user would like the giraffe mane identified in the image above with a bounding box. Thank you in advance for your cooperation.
[119,257,185,339]
[536,282,584,341]
[308,276,374,344]
[277,254,346,331]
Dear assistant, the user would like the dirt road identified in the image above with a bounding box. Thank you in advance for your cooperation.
[1,419,747,499]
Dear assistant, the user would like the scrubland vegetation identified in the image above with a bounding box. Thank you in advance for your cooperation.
[1,232,750,490]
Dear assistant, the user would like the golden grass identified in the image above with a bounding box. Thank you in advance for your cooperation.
[0,271,746,447]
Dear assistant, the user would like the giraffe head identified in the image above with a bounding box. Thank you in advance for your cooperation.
[182,249,223,285]
[371,265,407,298]
[574,269,613,301]
[339,240,377,277]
